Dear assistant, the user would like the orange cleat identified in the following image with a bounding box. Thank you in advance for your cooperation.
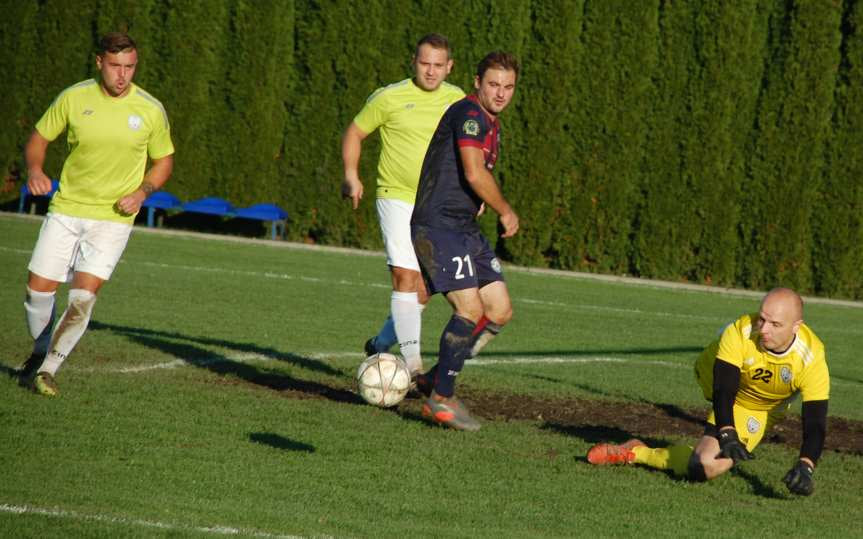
[587,439,646,465]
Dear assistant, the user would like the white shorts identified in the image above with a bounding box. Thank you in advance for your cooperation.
[28,213,133,283]
[376,198,419,271]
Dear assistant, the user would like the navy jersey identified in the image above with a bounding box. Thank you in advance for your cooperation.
[411,95,500,231]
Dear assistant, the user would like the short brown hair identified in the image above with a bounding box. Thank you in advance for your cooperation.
[98,32,137,55]
[476,51,520,81]
[415,33,452,59]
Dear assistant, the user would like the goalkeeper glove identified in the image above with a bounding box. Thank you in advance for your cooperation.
[783,460,814,496]
[717,429,754,463]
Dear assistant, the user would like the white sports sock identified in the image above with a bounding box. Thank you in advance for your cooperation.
[470,319,502,358]
[392,291,422,374]
[39,289,96,376]
[373,315,397,352]
[25,287,56,358]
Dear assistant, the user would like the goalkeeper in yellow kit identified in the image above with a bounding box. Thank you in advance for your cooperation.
[587,288,829,496]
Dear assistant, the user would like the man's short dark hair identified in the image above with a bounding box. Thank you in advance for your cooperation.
[476,51,520,81]
[98,32,137,55]
[415,33,452,59]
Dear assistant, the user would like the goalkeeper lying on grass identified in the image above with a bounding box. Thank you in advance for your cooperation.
[587,287,828,496]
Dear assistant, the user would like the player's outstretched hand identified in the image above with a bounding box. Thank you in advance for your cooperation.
[27,170,53,195]
[499,210,519,238]
[783,460,814,496]
[717,429,753,464]
[341,177,363,210]
[116,191,146,215]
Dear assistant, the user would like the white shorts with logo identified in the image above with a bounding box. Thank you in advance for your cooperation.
[28,213,133,282]
[376,198,420,272]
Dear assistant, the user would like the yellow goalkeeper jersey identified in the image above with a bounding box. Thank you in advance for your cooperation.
[695,313,829,411]
[353,78,464,204]
[36,79,174,224]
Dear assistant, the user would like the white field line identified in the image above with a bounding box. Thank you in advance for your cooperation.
[0,503,308,539]
[72,352,688,374]
[2,213,862,309]
[2,243,860,331]
[76,352,861,387]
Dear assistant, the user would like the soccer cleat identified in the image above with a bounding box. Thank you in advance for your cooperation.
[33,372,59,397]
[587,439,646,465]
[17,354,43,386]
[422,394,481,431]
[364,337,377,357]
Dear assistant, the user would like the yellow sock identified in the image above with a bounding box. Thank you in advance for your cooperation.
[632,445,693,476]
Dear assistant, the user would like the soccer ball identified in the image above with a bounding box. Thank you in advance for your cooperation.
[357,353,411,407]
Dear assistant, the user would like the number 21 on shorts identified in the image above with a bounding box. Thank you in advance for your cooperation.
[452,255,474,280]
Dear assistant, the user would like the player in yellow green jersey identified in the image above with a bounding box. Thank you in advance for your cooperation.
[341,34,464,377]
[587,288,829,496]
[19,32,174,396]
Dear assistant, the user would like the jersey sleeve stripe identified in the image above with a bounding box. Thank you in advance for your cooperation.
[457,139,484,148]
[135,87,170,126]
[51,79,97,106]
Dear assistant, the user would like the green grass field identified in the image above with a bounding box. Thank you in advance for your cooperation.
[1,213,862,538]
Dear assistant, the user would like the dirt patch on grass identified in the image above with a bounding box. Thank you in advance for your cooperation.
[212,371,863,456]
[461,390,863,456]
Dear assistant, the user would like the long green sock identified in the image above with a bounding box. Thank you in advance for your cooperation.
[632,445,693,476]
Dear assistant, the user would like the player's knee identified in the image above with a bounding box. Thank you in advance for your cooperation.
[27,272,60,293]
[485,303,512,327]
[391,267,421,292]
[497,304,513,326]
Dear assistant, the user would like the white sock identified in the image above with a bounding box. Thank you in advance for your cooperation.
[373,315,397,352]
[392,291,422,375]
[39,289,96,376]
[470,318,502,358]
[24,287,56,358]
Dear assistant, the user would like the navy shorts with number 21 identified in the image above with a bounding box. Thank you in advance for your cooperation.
[411,225,505,295]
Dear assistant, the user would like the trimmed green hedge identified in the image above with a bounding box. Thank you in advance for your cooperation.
[2,0,861,299]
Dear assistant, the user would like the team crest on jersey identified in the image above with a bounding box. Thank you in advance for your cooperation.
[780,366,793,384]
[463,119,480,136]
[127,115,143,131]
[746,416,761,434]
[491,257,502,273]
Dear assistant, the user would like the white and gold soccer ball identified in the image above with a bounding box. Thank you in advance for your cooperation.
[356,353,411,407]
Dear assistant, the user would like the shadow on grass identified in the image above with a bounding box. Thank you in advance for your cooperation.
[469,346,703,358]
[1,363,20,379]
[731,467,786,499]
[90,320,341,375]
[249,432,315,453]
[89,320,364,406]
[541,422,667,448]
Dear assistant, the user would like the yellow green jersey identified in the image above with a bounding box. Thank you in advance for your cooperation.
[353,78,464,204]
[695,313,829,411]
[35,79,175,224]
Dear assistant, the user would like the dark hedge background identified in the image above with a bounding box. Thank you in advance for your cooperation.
[2,0,861,298]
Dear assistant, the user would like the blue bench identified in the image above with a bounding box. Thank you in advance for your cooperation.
[18,180,60,213]
[141,191,182,227]
[147,195,288,240]
[235,203,289,240]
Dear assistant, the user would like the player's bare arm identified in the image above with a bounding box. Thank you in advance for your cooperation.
[24,130,54,195]
[341,122,369,210]
[459,145,518,237]
[116,154,174,215]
